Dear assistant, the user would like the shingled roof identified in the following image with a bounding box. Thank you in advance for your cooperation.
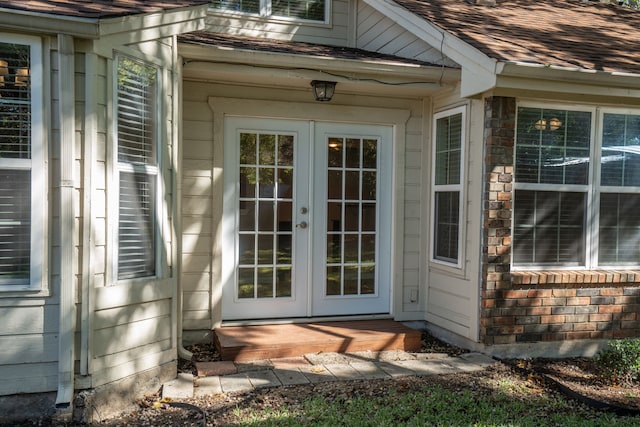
[0,0,210,19]
[393,0,640,75]
[179,31,444,67]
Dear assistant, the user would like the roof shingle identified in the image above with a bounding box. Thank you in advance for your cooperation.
[393,0,640,74]
[0,0,210,19]
[179,31,443,67]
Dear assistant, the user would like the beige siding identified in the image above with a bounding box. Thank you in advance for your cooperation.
[356,3,457,66]
[181,95,215,330]
[204,0,351,46]
[181,79,425,328]
[87,38,179,388]
[424,90,483,340]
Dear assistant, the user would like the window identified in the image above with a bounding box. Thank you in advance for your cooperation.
[0,35,43,291]
[115,55,159,280]
[211,0,327,22]
[514,105,640,268]
[432,106,465,266]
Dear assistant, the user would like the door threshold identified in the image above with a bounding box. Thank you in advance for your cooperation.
[220,313,392,327]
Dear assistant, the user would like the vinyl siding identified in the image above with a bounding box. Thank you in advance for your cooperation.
[181,79,425,328]
[356,2,458,66]
[87,37,178,388]
[424,89,483,340]
[204,0,351,46]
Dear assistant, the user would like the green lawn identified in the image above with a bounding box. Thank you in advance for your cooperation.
[226,380,638,427]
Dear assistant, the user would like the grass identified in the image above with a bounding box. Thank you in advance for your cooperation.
[227,382,639,427]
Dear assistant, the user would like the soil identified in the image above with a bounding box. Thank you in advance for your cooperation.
[14,333,640,426]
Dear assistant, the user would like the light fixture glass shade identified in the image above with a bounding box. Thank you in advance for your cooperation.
[311,80,336,102]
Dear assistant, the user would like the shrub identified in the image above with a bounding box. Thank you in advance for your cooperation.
[595,338,640,384]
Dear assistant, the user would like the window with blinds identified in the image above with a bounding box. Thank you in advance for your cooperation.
[116,56,158,280]
[0,36,42,290]
[210,0,326,22]
[514,105,640,268]
[432,107,465,266]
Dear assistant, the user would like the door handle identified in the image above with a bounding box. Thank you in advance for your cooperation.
[296,221,308,229]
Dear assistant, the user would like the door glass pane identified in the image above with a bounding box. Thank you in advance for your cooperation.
[238,234,255,265]
[327,170,342,199]
[238,268,255,299]
[237,131,294,300]
[276,267,292,297]
[325,135,379,297]
[326,266,341,295]
[257,267,273,297]
[328,138,343,167]
[278,135,294,166]
[345,138,360,168]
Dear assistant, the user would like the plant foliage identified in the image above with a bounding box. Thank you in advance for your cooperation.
[596,338,640,384]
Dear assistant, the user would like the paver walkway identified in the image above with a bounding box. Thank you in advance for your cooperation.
[162,351,497,399]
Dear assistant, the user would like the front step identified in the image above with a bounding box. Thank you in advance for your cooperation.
[214,319,422,362]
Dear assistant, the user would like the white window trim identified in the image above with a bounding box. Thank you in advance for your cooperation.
[430,105,466,269]
[208,0,332,26]
[0,33,46,292]
[111,53,162,284]
[513,101,640,271]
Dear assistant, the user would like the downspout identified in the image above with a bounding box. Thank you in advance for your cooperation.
[55,33,77,408]
[174,35,192,361]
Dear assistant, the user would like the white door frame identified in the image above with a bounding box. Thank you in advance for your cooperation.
[208,97,410,323]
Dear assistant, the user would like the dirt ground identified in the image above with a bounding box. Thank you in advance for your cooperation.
[9,333,640,426]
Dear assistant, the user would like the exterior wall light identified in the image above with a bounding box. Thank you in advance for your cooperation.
[311,80,336,102]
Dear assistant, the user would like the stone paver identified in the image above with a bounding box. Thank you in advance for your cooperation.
[220,373,253,393]
[325,364,364,380]
[300,365,338,383]
[195,361,237,377]
[195,376,222,397]
[378,361,417,378]
[273,368,310,386]
[163,373,194,399]
[163,351,499,398]
[392,359,456,376]
[350,361,391,379]
[248,369,282,389]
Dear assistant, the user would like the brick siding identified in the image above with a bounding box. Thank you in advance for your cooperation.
[480,96,640,345]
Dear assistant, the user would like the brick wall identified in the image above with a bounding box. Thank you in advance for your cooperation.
[479,96,640,345]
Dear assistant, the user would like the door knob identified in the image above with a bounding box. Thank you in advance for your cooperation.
[296,221,308,229]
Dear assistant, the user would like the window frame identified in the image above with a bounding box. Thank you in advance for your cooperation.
[513,101,640,270]
[112,53,162,283]
[209,0,331,25]
[0,33,45,292]
[430,105,466,269]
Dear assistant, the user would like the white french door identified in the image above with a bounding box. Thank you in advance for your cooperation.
[222,118,392,320]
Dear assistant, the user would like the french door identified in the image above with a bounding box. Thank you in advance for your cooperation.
[222,118,392,320]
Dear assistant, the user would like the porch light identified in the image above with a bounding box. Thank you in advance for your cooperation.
[311,80,336,102]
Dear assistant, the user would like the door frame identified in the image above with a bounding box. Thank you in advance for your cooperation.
[208,97,411,326]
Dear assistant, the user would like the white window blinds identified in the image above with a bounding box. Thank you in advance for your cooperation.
[116,56,158,280]
[0,38,42,289]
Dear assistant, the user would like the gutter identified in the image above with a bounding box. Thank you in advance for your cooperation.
[175,37,193,362]
[55,33,77,409]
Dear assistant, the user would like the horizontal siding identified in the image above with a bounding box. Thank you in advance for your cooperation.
[0,362,58,395]
[0,334,58,365]
[204,0,350,46]
[180,81,425,327]
[92,348,175,388]
[356,3,457,66]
